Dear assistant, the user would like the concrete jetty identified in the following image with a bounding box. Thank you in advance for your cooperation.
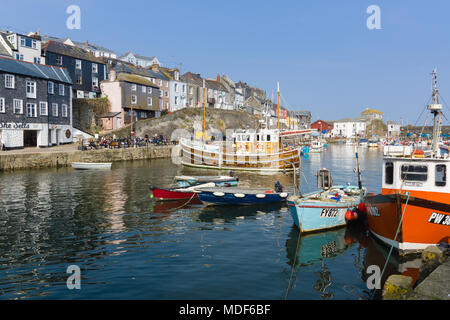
[0,144,173,172]
[383,246,449,300]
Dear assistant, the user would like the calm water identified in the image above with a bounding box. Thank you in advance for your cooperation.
[0,145,405,300]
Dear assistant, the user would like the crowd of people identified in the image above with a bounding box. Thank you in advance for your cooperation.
[80,134,176,150]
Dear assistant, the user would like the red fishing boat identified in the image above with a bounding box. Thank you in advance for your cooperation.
[364,70,450,255]
[150,175,238,201]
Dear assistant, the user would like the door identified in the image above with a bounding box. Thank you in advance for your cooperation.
[23,130,37,148]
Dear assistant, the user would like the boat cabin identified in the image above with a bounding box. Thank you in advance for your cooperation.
[233,130,279,155]
[382,157,449,193]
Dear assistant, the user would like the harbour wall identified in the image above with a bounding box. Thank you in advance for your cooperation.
[0,145,173,172]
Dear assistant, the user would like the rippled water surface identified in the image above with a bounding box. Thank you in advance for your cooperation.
[0,145,402,300]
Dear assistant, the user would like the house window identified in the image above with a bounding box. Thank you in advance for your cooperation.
[401,165,428,182]
[48,81,54,94]
[132,84,137,91]
[56,55,63,65]
[14,99,23,114]
[174,96,178,104]
[189,98,193,107]
[159,90,162,97]
[147,97,152,106]
[164,91,168,97]
[26,103,37,117]
[5,74,14,88]
[76,74,82,85]
[435,165,446,187]
[131,95,137,104]
[52,103,58,117]
[142,86,146,93]
[39,101,48,115]
[140,112,147,118]
[26,81,36,98]
[385,162,394,184]
[59,84,65,96]
[148,87,152,94]
[75,60,82,70]
[15,53,24,60]
[175,83,178,93]
[92,63,98,73]
[62,104,68,117]
[189,86,193,94]
[0,97,5,112]
[165,81,168,88]
[34,57,41,64]
[165,102,169,109]
[92,77,98,90]
[158,79,162,86]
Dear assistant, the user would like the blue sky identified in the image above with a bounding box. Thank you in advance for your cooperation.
[2,0,450,125]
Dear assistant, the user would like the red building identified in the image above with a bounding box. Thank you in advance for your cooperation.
[311,120,333,131]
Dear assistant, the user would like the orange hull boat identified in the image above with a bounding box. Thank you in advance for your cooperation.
[364,192,450,254]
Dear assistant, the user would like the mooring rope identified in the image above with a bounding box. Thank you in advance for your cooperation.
[168,192,198,212]
[369,192,411,299]
[285,207,303,300]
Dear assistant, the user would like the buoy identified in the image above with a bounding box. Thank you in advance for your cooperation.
[345,210,358,221]
[358,202,367,213]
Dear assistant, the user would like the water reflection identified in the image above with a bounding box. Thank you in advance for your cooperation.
[362,235,422,300]
[0,145,384,299]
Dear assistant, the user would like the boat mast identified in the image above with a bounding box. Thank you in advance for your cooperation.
[428,69,443,157]
[203,79,206,139]
[277,82,280,131]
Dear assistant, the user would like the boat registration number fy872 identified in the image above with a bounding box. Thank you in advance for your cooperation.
[428,212,450,226]
[320,208,341,218]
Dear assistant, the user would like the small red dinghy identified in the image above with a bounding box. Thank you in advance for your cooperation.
[151,187,199,201]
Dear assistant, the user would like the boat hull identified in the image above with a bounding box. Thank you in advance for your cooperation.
[197,189,289,206]
[364,193,450,254]
[71,162,112,170]
[287,200,360,233]
[151,188,198,201]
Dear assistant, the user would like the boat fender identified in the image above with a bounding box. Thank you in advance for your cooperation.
[357,202,367,213]
[213,192,225,197]
[345,210,358,222]
[234,193,245,198]
[256,194,266,199]
[280,192,288,198]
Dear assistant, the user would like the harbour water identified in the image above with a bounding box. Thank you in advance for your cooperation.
[0,145,404,300]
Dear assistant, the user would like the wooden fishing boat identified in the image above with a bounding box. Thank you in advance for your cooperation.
[151,175,238,201]
[71,162,112,170]
[287,168,367,233]
[364,70,450,255]
[180,129,315,172]
[196,185,289,206]
[180,82,316,172]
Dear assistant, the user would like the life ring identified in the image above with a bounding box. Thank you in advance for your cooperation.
[256,143,264,153]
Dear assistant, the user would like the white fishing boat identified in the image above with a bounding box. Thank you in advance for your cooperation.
[309,139,324,153]
[71,162,112,170]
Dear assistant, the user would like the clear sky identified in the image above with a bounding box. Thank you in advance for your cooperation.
[2,0,450,125]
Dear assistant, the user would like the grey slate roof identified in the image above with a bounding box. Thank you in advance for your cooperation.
[43,40,105,64]
[0,56,72,84]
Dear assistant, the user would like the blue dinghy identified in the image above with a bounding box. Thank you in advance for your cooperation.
[196,185,289,206]
[287,168,367,233]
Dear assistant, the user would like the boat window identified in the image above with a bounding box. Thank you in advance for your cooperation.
[256,135,260,141]
[401,165,428,182]
[267,135,271,141]
[385,162,394,184]
[435,165,446,187]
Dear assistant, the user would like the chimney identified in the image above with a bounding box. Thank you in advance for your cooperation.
[216,74,220,82]
[110,69,117,81]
